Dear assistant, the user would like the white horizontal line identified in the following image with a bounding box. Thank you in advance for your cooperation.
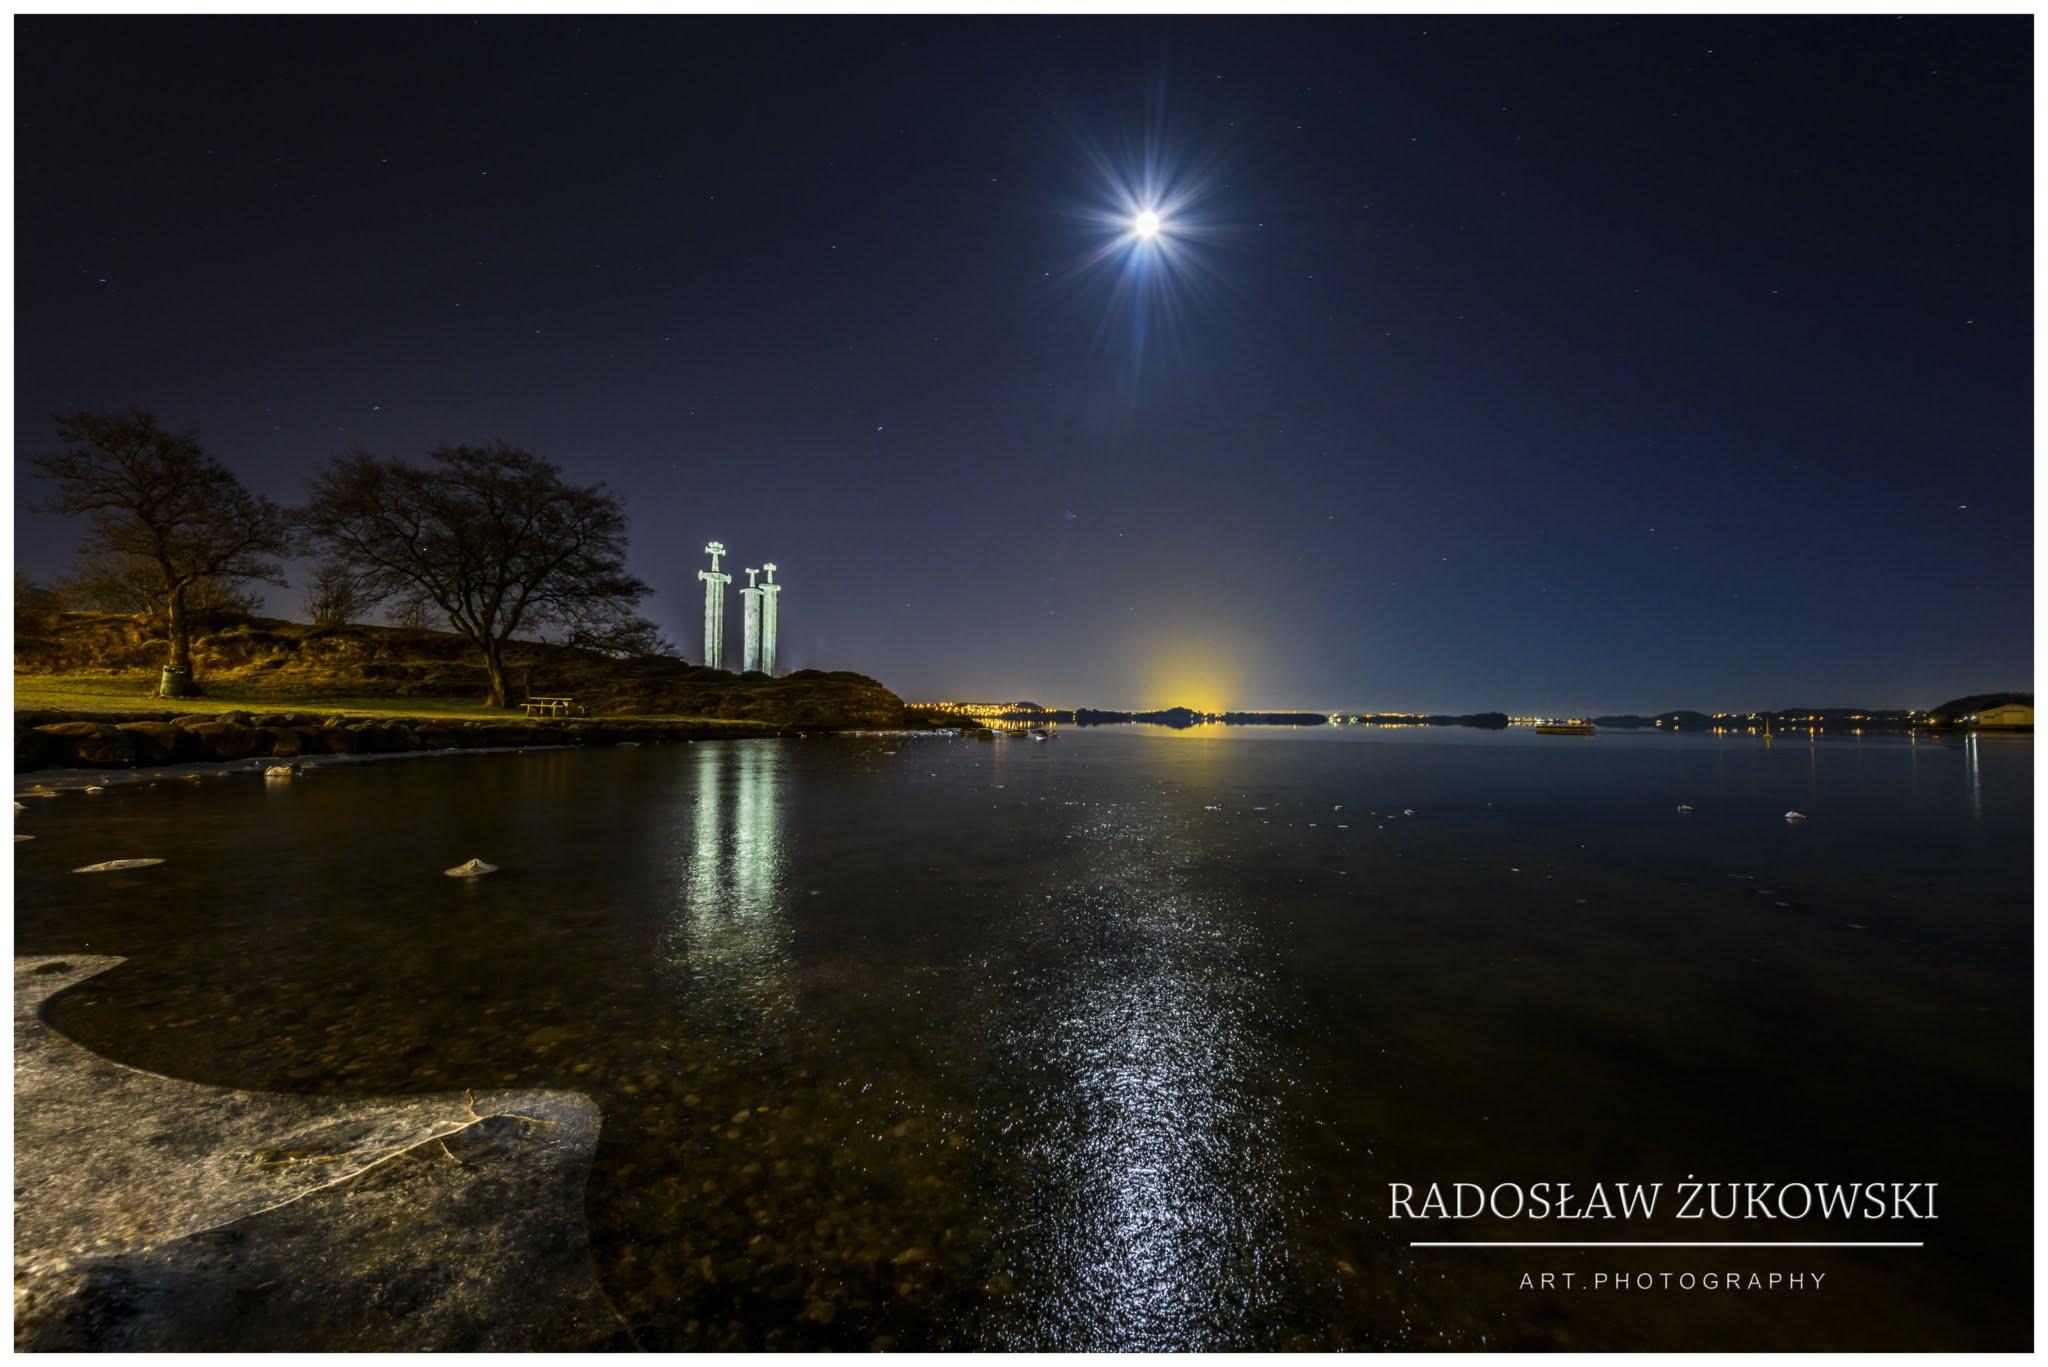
[1410,1241,1924,1249]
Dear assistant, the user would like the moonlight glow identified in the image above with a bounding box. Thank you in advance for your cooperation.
[1042,112,1241,383]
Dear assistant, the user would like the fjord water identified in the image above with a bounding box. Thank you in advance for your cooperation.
[15,726,2031,1349]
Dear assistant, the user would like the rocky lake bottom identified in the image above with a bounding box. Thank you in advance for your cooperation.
[13,726,2033,1349]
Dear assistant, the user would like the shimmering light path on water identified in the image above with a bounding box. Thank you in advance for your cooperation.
[14,726,2031,1349]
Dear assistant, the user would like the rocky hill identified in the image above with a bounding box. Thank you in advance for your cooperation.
[14,611,926,730]
[1926,692,2032,724]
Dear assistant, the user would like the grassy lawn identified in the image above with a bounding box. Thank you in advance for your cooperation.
[14,675,514,719]
[12,674,761,728]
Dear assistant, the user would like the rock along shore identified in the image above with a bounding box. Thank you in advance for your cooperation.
[14,709,791,773]
[14,957,630,1350]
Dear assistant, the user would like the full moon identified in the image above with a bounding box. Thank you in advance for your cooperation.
[1133,209,1162,239]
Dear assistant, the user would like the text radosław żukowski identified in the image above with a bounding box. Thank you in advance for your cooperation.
[1389,1181,1937,1223]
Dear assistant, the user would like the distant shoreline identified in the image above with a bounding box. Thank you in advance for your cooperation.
[11,706,979,774]
[919,695,2032,734]
[11,708,789,773]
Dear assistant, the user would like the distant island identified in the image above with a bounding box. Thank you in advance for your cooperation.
[1590,695,2033,732]
[1073,707,1336,729]
[916,695,2032,733]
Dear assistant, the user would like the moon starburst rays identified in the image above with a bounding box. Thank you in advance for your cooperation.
[1024,104,1245,405]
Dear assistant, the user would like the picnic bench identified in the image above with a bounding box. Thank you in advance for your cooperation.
[520,695,577,719]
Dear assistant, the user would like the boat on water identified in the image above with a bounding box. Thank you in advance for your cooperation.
[1535,722,1597,736]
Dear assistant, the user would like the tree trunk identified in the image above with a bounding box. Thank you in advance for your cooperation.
[482,638,510,709]
[160,585,196,698]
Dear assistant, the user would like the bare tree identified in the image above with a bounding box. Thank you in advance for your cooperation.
[562,601,679,660]
[300,441,653,708]
[15,572,60,610]
[384,594,438,632]
[56,548,260,621]
[302,559,380,627]
[31,409,289,696]
[15,572,62,634]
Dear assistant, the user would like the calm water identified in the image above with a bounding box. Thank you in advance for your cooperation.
[15,726,2033,1349]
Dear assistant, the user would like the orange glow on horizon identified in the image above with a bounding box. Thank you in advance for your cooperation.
[1136,646,1240,714]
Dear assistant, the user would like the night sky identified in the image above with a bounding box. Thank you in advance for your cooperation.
[14,16,2032,712]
